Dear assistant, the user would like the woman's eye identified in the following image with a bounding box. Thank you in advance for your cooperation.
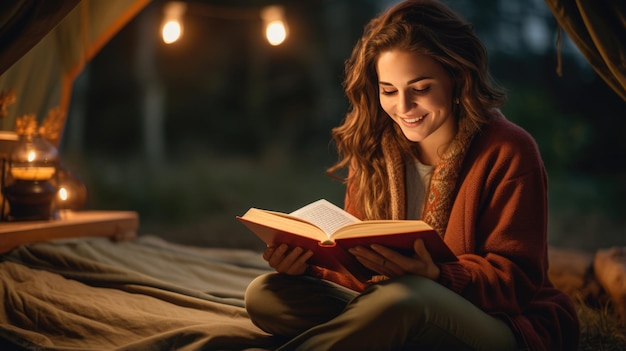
[413,86,431,93]
[380,90,397,96]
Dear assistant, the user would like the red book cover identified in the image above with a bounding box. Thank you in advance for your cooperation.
[237,200,457,282]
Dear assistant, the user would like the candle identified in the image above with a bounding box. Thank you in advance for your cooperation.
[10,166,56,180]
[58,187,68,201]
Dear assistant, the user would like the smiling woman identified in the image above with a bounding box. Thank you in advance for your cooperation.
[0,0,624,349]
[244,1,578,350]
[376,50,456,162]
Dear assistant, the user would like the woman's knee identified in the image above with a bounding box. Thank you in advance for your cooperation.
[245,273,354,337]
[244,273,273,316]
[358,275,443,319]
[245,273,293,334]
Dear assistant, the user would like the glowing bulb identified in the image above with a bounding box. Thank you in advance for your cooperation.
[27,151,35,162]
[161,2,186,44]
[261,5,287,46]
[59,187,68,201]
[265,21,286,46]
[162,20,182,44]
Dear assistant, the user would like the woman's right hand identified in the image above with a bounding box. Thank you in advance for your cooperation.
[263,243,314,275]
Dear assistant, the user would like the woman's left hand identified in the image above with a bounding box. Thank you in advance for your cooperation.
[348,239,440,280]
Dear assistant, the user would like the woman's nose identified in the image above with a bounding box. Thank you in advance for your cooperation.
[397,92,415,113]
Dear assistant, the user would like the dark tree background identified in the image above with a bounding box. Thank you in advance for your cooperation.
[60,0,626,251]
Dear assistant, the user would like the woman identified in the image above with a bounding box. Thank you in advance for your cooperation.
[245,0,579,350]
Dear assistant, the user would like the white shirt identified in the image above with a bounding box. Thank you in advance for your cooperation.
[405,159,434,220]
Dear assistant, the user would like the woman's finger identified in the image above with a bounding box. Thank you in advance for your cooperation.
[267,244,313,275]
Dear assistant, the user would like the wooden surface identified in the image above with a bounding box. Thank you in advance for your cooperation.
[0,210,139,253]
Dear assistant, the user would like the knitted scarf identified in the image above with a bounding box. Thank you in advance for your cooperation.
[382,117,480,237]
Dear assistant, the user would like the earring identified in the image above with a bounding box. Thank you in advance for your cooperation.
[455,98,460,104]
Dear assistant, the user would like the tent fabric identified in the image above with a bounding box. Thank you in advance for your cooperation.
[0,1,80,76]
[0,0,151,138]
[544,0,626,101]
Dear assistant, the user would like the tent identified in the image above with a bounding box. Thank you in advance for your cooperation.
[544,0,626,101]
[0,0,151,139]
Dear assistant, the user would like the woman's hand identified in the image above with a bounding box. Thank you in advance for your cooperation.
[263,243,314,275]
[349,239,440,280]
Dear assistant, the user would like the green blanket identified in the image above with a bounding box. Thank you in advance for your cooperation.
[0,236,276,350]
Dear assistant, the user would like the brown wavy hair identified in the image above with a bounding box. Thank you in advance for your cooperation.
[327,0,506,220]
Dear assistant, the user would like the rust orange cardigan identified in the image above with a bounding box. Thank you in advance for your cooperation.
[309,112,579,350]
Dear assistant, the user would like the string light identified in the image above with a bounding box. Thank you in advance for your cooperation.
[261,6,288,46]
[160,2,288,46]
[161,1,187,44]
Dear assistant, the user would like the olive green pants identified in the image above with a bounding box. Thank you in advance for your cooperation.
[245,273,521,351]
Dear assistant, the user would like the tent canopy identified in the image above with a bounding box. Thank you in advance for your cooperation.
[545,0,626,101]
[0,0,151,136]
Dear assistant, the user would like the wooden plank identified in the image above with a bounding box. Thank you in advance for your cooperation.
[0,211,139,253]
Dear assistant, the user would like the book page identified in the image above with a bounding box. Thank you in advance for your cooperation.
[290,199,360,237]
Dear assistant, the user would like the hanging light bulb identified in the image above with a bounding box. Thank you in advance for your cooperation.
[261,5,287,46]
[162,20,182,44]
[162,1,187,44]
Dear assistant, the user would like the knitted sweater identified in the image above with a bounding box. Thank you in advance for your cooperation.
[311,111,579,350]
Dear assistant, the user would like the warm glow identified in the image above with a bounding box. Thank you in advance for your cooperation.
[162,20,182,44]
[27,151,35,162]
[265,21,287,46]
[59,187,68,201]
[261,5,287,46]
[161,1,187,44]
[10,166,56,180]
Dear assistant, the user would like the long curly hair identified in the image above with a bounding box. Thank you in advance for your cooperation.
[327,0,506,220]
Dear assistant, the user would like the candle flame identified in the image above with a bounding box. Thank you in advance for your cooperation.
[59,187,68,201]
[27,151,36,162]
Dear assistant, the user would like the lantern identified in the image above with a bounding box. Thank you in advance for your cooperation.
[3,130,59,221]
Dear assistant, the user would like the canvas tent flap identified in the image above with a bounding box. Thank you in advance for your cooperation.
[0,1,80,76]
[0,0,151,135]
[544,0,626,101]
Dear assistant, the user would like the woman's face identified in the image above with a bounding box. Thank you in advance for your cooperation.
[377,50,456,149]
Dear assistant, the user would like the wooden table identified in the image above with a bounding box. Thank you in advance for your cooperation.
[0,210,139,254]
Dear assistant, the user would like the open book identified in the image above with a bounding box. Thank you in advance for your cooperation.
[237,199,457,282]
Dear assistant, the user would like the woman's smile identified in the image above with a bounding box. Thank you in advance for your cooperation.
[399,113,427,125]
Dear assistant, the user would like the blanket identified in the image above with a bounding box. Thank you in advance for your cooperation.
[0,236,278,350]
